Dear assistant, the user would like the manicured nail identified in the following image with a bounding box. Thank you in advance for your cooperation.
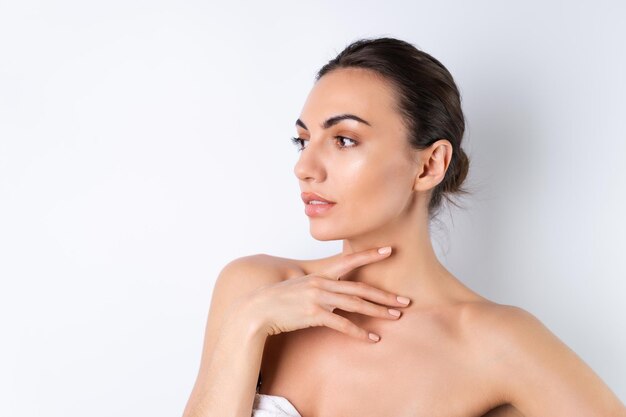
[369,332,380,342]
[397,296,411,305]
[388,308,401,317]
[378,246,391,255]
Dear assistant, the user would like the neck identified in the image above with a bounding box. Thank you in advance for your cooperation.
[338,205,471,307]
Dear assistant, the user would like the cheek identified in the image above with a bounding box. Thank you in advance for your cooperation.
[340,158,411,217]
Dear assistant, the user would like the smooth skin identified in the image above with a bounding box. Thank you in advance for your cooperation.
[183,67,626,417]
[182,248,415,417]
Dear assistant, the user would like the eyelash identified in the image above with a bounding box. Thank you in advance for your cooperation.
[290,136,358,152]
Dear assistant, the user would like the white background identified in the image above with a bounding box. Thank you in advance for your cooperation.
[1,1,624,415]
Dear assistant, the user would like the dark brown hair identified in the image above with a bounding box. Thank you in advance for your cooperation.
[315,37,471,219]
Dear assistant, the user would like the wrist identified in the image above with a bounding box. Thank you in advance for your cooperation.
[227,296,270,342]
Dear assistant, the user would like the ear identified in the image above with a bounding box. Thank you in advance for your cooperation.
[413,140,453,192]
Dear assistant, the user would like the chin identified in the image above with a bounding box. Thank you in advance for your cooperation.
[309,224,344,241]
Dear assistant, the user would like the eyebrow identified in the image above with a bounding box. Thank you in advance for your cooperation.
[295,113,372,130]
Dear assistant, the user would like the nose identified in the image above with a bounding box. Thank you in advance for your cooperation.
[293,141,326,182]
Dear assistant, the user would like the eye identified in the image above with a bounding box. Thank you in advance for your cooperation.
[290,136,306,152]
[335,136,358,150]
[290,136,358,152]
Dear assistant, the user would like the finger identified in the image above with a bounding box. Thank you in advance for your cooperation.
[319,246,392,281]
[318,310,381,343]
[320,291,402,320]
[315,278,411,308]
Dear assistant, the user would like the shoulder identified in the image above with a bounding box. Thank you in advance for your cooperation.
[186,253,309,404]
[204,253,308,338]
[461,301,541,341]
[461,302,625,416]
[218,252,332,282]
[461,301,567,374]
[461,302,554,371]
[214,253,306,298]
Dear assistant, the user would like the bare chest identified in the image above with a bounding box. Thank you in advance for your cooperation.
[259,309,498,417]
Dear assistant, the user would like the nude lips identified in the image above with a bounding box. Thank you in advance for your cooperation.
[304,201,336,217]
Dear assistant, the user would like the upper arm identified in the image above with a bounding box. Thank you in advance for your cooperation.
[187,254,279,395]
[481,305,626,417]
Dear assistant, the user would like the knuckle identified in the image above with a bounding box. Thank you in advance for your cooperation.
[376,290,390,301]
[308,275,323,287]
[361,284,376,297]
[347,295,363,308]
[349,294,364,306]
[354,281,368,291]
[338,318,352,332]
[306,303,321,317]
[307,286,323,299]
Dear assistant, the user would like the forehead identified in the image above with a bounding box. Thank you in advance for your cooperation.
[298,67,401,130]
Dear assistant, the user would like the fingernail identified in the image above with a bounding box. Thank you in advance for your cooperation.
[369,332,380,342]
[378,246,391,255]
[388,308,401,317]
[397,296,411,305]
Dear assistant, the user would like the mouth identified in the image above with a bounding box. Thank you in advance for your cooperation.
[301,192,336,204]
[301,192,336,217]
[304,200,336,217]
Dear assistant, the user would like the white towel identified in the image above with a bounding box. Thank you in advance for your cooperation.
[252,393,302,417]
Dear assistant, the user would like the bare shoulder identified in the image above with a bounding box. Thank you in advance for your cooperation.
[215,253,342,308]
[215,253,307,295]
[461,301,626,416]
[230,252,331,279]
[195,253,307,361]
[460,301,577,375]
[184,253,307,410]
[461,301,540,340]
[461,301,582,369]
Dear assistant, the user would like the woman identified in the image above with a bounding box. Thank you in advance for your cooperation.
[182,37,626,417]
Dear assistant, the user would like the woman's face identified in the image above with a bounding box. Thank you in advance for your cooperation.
[293,67,424,241]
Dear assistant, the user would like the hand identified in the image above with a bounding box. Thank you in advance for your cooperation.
[242,246,411,343]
